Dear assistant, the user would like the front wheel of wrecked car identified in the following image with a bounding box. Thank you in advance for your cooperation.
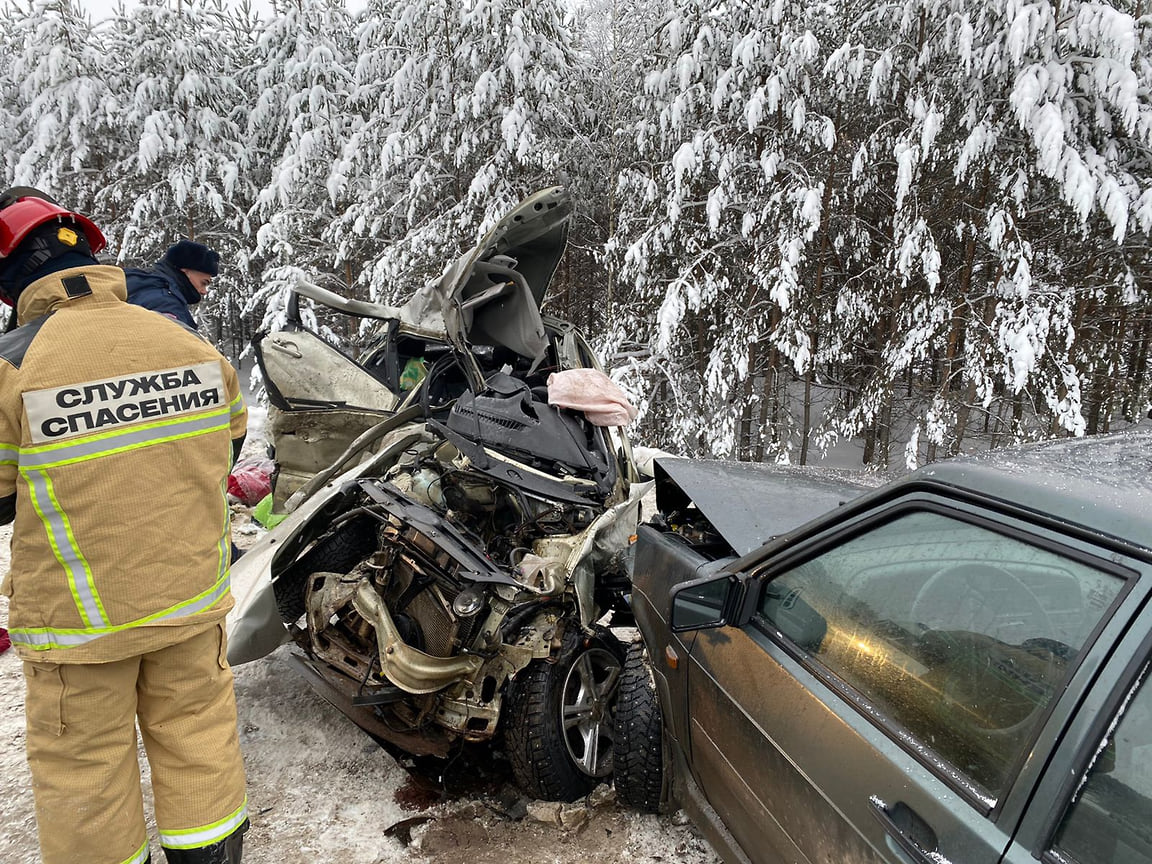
[505,627,624,801]
[612,642,664,813]
[274,514,379,623]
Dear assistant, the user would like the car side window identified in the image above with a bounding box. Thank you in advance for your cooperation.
[756,510,1124,802]
[1051,667,1152,864]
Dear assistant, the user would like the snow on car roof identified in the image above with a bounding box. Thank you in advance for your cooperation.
[910,428,1152,554]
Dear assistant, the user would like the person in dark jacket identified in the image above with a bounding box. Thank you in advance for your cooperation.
[124,239,248,563]
[125,239,220,330]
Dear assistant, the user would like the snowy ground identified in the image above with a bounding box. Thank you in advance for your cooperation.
[0,404,720,864]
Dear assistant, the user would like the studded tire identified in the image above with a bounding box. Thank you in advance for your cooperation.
[612,642,664,813]
[505,626,625,802]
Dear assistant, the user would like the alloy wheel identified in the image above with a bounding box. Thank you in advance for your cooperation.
[560,647,623,777]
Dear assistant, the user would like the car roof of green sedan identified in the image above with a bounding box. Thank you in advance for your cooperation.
[905,428,1152,554]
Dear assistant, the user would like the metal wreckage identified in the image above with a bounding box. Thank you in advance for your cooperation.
[227,188,646,801]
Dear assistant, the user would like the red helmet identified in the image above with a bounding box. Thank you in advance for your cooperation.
[0,191,105,307]
[0,193,106,260]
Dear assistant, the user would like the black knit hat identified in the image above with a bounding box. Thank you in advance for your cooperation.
[162,240,220,277]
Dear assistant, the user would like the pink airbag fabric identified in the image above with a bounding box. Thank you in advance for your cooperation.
[547,369,638,427]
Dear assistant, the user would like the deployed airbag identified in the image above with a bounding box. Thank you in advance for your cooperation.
[547,369,638,427]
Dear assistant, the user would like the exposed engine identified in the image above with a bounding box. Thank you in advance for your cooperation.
[277,425,632,751]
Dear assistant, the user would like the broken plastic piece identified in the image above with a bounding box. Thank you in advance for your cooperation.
[400,357,427,391]
[227,457,276,505]
[252,493,288,529]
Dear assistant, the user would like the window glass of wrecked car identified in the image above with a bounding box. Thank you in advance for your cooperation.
[755,510,1124,802]
[1052,666,1152,864]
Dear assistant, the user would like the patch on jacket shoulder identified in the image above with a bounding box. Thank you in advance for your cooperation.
[23,360,226,444]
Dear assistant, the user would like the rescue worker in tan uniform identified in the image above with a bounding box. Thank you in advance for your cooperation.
[0,188,250,864]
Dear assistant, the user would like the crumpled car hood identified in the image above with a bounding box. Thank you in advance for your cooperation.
[398,187,570,365]
[284,187,570,368]
[654,458,874,556]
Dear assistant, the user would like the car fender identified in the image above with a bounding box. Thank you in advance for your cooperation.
[567,479,650,626]
[226,446,402,666]
[632,523,735,752]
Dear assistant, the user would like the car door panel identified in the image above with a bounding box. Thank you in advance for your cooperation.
[688,707,814,864]
[688,623,1008,864]
[631,523,735,746]
[683,497,1140,864]
[258,329,399,412]
[1002,590,1152,864]
[255,328,400,506]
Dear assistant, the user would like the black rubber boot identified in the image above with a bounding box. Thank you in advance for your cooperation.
[161,821,247,864]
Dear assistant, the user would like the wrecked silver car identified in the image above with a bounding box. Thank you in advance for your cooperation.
[227,188,644,801]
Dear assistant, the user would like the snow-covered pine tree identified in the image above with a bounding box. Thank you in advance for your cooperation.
[612,0,842,461]
[98,0,250,349]
[3,0,118,218]
[613,0,1152,466]
[562,0,665,335]
[323,0,409,288]
[334,0,578,306]
[3,0,1149,465]
[205,0,265,358]
[826,0,1152,465]
[0,4,23,186]
[243,0,357,342]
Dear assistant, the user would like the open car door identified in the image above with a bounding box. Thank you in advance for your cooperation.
[255,286,403,507]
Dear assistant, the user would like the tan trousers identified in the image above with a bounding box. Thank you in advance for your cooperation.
[24,623,248,864]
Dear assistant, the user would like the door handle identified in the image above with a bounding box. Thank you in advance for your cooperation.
[268,337,302,358]
[868,797,939,864]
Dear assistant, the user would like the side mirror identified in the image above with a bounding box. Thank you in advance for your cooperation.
[671,573,743,632]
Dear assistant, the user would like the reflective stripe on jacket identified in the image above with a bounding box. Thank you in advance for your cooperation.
[0,265,247,663]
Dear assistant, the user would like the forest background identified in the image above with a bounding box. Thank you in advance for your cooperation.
[2,0,1150,470]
